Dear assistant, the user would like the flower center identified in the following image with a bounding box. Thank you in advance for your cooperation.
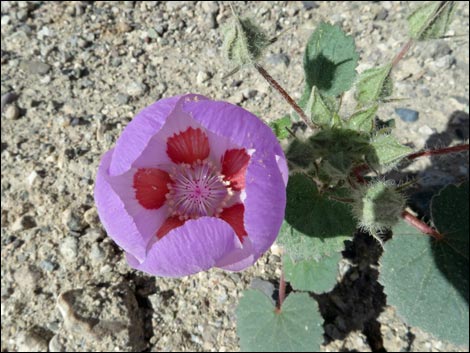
[166,161,232,219]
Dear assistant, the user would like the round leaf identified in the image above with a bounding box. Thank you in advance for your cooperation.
[236,290,323,352]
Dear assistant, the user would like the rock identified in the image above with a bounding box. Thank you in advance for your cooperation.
[395,108,419,122]
[115,93,130,105]
[117,21,132,33]
[56,283,146,351]
[242,88,257,99]
[429,41,452,59]
[4,104,20,120]
[196,70,211,84]
[267,53,290,67]
[62,208,86,233]
[48,334,65,352]
[89,243,106,263]
[83,207,99,227]
[1,92,18,112]
[374,8,389,21]
[155,24,168,36]
[39,260,57,272]
[21,60,51,75]
[27,171,38,186]
[417,125,436,136]
[432,54,456,70]
[16,328,51,352]
[126,81,147,96]
[301,1,318,10]
[59,236,78,260]
[11,215,37,231]
[14,266,41,292]
[201,1,219,14]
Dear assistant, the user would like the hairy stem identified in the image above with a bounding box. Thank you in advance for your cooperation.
[392,39,414,67]
[407,144,469,160]
[277,269,286,312]
[254,63,317,130]
[402,210,444,241]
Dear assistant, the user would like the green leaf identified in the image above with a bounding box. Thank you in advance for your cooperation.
[277,174,355,261]
[223,17,271,66]
[355,65,393,106]
[367,134,412,171]
[381,182,469,346]
[345,105,379,133]
[305,86,333,127]
[237,290,323,352]
[303,22,359,97]
[408,1,456,41]
[270,115,292,139]
[284,251,342,293]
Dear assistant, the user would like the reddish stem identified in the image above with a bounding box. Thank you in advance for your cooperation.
[392,39,414,67]
[352,164,368,184]
[276,270,286,313]
[402,210,444,241]
[254,63,317,130]
[407,144,469,160]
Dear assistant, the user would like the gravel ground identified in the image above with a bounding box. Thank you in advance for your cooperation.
[1,1,468,352]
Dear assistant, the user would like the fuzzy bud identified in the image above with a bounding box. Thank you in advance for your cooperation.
[352,180,406,233]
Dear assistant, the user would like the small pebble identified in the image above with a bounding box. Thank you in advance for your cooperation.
[127,81,147,97]
[395,108,419,122]
[39,260,57,272]
[301,1,318,10]
[60,237,78,260]
[267,53,290,67]
[4,105,20,120]
[196,70,211,84]
[1,92,18,112]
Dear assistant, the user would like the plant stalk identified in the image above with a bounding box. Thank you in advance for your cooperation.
[402,210,444,241]
[254,63,317,130]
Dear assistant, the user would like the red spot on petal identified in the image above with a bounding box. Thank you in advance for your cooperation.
[134,168,171,209]
[156,216,185,239]
[167,127,210,164]
[221,149,250,191]
[219,203,247,242]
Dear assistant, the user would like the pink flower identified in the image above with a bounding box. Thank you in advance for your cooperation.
[95,94,288,277]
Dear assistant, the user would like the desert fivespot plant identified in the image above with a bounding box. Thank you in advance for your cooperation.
[95,94,287,277]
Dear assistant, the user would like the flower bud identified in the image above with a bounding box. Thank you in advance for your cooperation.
[352,180,406,233]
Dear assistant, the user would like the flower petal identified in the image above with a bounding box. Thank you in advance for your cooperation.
[215,236,255,271]
[167,127,210,164]
[156,216,185,239]
[221,149,250,191]
[181,99,288,258]
[126,217,247,277]
[95,150,165,262]
[134,168,171,209]
[132,94,241,170]
[182,99,285,160]
[219,203,247,242]
[244,152,286,258]
[110,95,181,176]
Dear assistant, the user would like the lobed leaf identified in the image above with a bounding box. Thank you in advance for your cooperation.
[283,251,342,293]
[408,1,455,41]
[345,104,379,133]
[236,290,323,352]
[367,134,412,171]
[355,64,393,106]
[381,182,469,346]
[303,22,359,97]
[277,173,355,261]
[270,115,292,139]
